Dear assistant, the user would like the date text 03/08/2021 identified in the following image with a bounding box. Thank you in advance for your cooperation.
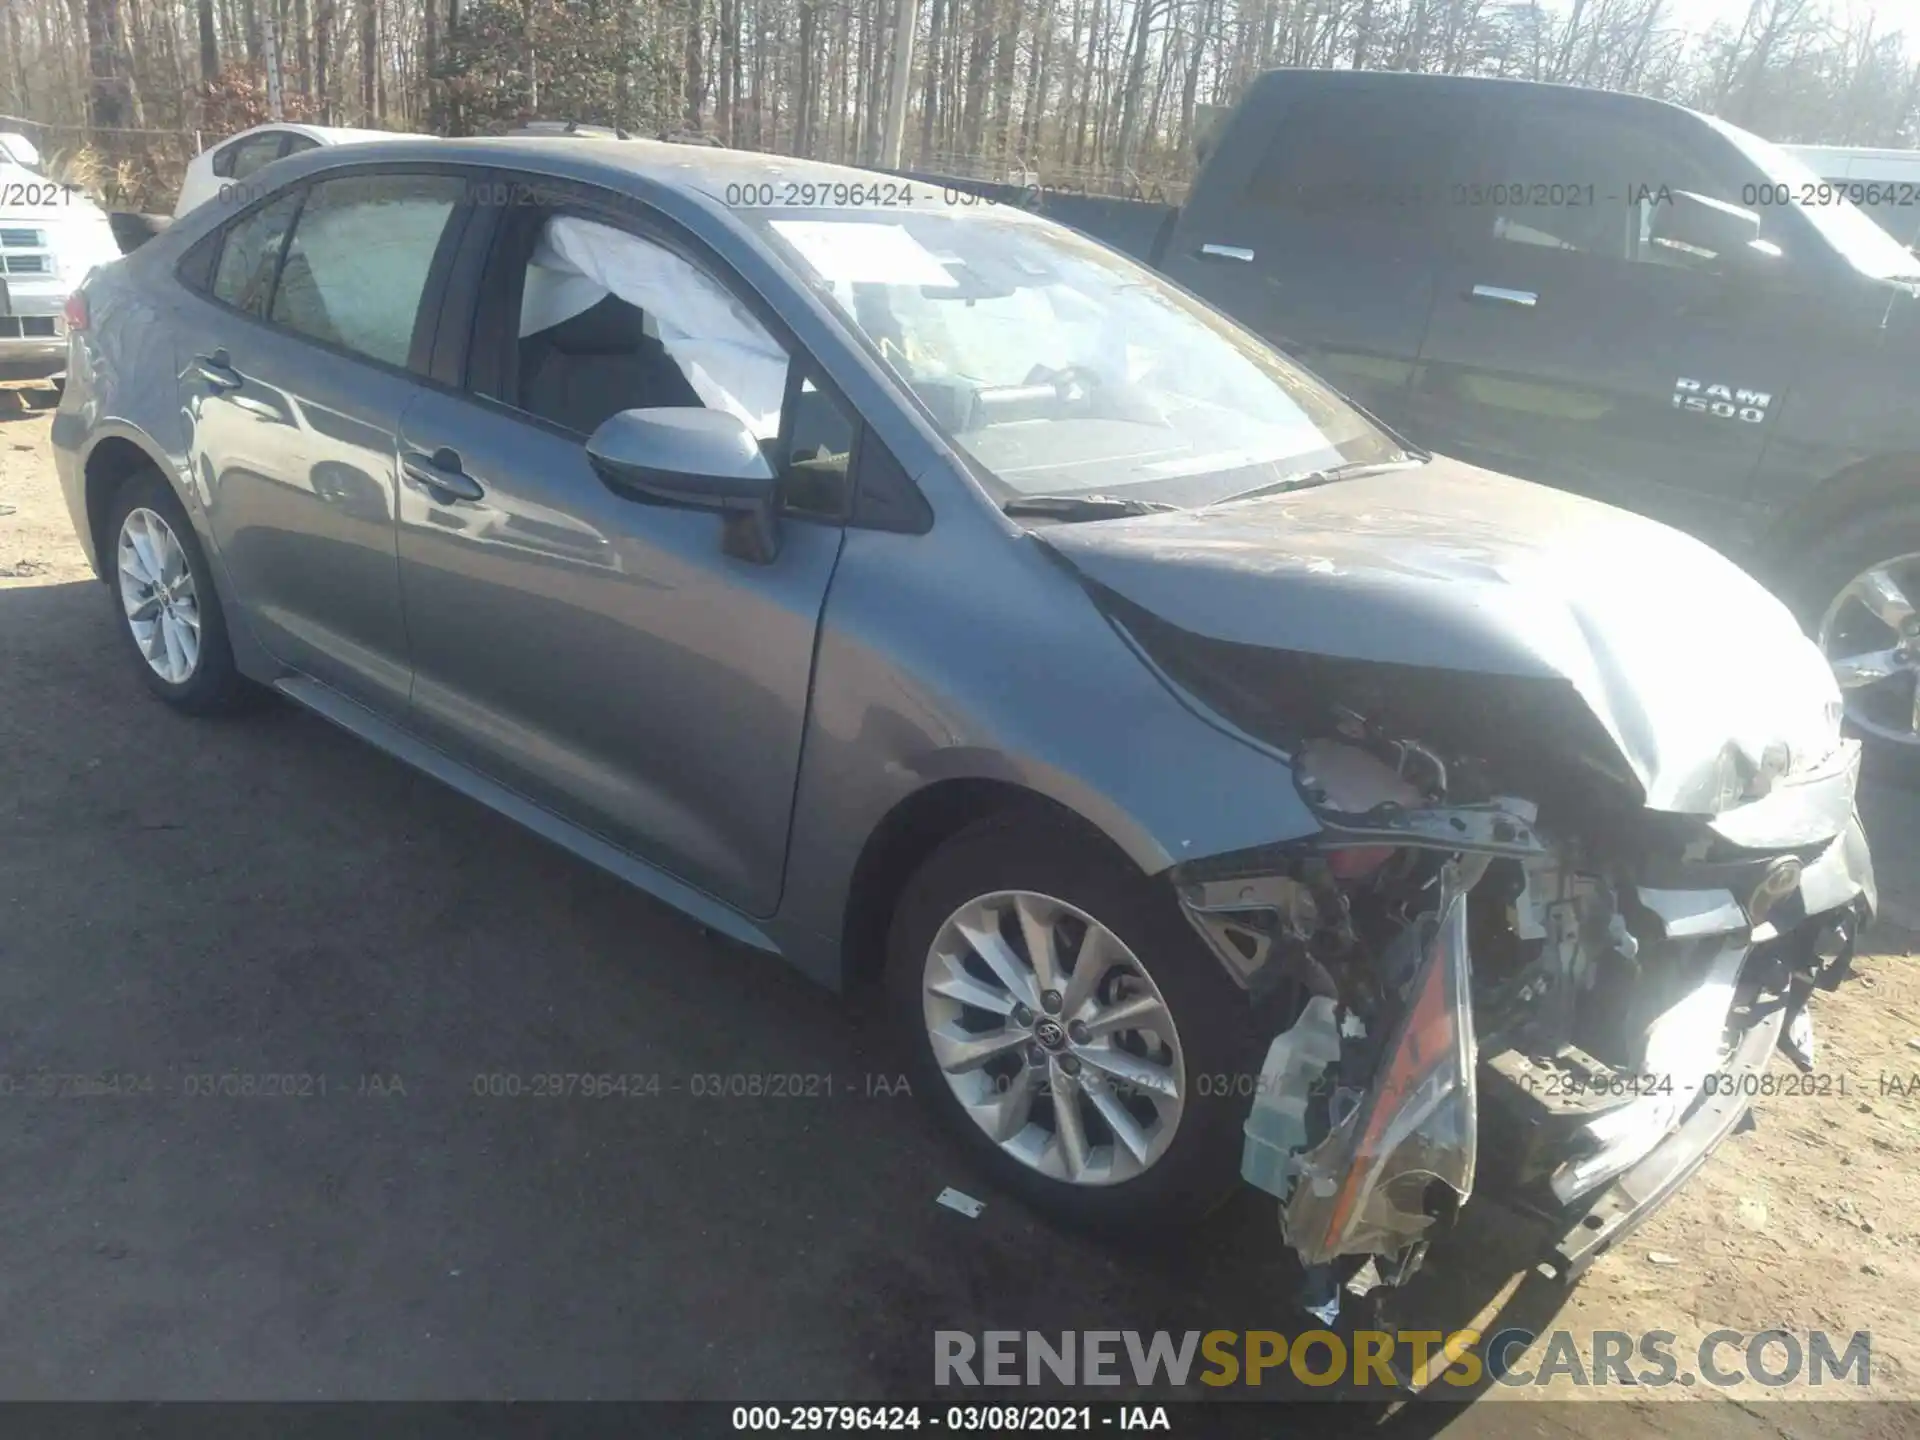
[730,1406,1169,1432]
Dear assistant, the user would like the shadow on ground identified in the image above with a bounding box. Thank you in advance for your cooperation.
[0,574,1910,1434]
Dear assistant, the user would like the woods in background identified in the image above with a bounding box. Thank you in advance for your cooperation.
[3,0,1918,210]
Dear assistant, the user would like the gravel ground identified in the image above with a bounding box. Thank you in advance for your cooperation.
[2,396,1916,1434]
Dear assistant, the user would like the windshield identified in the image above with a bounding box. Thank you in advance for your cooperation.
[744,200,1406,506]
[1702,114,1920,280]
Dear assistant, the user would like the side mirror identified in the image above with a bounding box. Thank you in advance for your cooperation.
[585,407,780,563]
[1650,190,1767,266]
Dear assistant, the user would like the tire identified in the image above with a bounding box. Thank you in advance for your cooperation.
[105,468,253,715]
[1783,504,1920,785]
[886,813,1274,1232]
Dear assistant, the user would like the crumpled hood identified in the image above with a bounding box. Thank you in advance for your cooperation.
[1037,456,1843,814]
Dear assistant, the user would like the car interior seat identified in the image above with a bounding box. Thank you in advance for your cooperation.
[518,293,703,436]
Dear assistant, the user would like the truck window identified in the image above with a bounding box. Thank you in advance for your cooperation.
[1706,115,1920,279]
[1482,109,1742,267]
[1243,93,1462,225]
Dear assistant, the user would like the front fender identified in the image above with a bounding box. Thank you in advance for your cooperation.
[774,517,1321,986]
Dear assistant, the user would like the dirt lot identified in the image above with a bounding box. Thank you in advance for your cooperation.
[2,396,1917,1432]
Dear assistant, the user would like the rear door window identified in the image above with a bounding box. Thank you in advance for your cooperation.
[1244,89,1470,232]
[269,172,465,367]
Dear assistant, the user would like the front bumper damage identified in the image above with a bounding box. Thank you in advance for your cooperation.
[1258,863,1482,1272]
[1173,744,1873,1311]
[1544,988,1780,1282]
[1031,448,1878,1310]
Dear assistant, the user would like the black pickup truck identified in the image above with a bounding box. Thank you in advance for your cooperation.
[936,69,1920,767]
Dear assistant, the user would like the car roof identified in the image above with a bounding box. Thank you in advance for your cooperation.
[207,122,422,151]
[281,134,928,217]
[1243,66,1713,125]
[293,123,424,144]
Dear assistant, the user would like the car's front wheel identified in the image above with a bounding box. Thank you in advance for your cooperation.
[107,469,252,714]
[887,815,1265,1231]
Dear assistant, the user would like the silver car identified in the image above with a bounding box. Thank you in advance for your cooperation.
[52,137,1874,1310]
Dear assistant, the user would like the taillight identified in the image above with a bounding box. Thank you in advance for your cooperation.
[63,290,88,331]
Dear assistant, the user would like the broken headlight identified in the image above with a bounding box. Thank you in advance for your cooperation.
[1281,883,1478,1266]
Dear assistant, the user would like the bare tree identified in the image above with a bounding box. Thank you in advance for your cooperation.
[357,0,374,119]
[84,0,134,128]
[196,0,219,80]
[5,0,1920,213]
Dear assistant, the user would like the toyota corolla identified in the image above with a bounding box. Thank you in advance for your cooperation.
[51,137,1874,1312]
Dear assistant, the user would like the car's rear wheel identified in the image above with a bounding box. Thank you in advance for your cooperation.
[106,469,251,714]
[887,814,1266,1231]
[1792,505,1920,780]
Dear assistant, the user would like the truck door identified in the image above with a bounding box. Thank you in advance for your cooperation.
[1159,74,1481,433]
[1407,90,1814,548]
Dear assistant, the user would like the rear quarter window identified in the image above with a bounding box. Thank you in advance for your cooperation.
[208,190,301,315]
[214,133,288,182]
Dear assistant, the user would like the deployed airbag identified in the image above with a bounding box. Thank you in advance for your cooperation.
[519,216,789,437]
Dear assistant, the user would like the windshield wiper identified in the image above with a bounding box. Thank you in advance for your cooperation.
[1001,493,1182,520]
[1211,456,1425,507]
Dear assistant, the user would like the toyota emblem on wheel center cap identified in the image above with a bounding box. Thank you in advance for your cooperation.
[1034,1018,1068,1050]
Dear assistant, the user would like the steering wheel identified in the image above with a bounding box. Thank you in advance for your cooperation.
[1024,363,1104,407]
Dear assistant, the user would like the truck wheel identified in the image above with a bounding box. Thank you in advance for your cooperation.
[1792,505,1920,781]
[886,814,1268,1232]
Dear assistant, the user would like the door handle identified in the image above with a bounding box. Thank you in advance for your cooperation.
[1197,243,1256,262]
[1467,284,1538,308]
[401,448,484,505]
[192,351,243,390]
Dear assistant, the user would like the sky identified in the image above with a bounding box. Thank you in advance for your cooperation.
[1595,0,1920,40]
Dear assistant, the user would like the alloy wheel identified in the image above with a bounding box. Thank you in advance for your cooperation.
[1818,552,1920,748]
[921,889,1186,1186]
[117,506,201,686]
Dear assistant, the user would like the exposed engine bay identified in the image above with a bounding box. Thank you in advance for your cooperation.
[1170,712,1871,1313]
[1022,464,1879,1313]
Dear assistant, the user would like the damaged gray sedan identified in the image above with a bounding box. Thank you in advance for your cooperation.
[54,142,1872,1307]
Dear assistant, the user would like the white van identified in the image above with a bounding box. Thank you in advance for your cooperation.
[1782,143,1920,247]
[0,133,123,381]
[174,123,425,216]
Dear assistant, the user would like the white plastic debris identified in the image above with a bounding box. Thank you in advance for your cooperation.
[935,1187,985,1218]
[1647,1251,1682,1267]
